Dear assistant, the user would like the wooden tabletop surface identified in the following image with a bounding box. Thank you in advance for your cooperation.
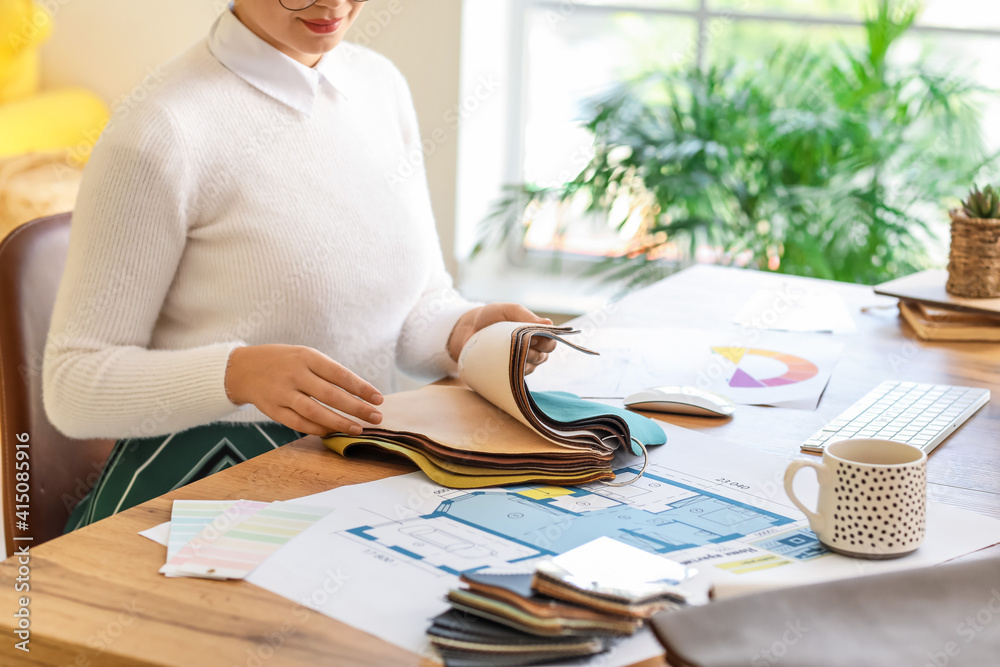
[2,264,997,666]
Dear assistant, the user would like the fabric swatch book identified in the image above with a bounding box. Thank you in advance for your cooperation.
[323,322,667,487]
[427,608,610,667]
[427,538,696,666]
[532,537,694,619]
[449,571,643,637]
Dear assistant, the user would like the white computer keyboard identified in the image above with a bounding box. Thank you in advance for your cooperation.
[802,380,990,454]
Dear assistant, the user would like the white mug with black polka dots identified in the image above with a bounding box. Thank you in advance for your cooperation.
[784,438,927,559]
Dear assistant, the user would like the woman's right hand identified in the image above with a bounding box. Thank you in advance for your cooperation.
[224,345,383,436]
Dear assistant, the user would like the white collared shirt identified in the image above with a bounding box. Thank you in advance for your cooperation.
[207,7,359,115]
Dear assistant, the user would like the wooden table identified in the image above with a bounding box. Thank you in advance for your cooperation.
[2,265,998,666]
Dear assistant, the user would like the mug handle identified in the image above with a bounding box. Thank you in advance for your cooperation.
[784,459,826,535]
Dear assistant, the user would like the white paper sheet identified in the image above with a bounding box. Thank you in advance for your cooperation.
[733,286,858,334]
[706,499,1000,599]
[138,521,170,547]
[245,423,1000,666]
[527,326,844,410]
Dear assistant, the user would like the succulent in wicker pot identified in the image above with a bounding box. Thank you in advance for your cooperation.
[947,185,1000,298]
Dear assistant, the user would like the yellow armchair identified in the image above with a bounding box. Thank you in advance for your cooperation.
[0,0,109,161]
[0,0,51,103]
[0,0,111,238]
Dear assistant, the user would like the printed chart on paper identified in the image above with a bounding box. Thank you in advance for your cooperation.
[246,423,1000,667]
[341,463,802,577]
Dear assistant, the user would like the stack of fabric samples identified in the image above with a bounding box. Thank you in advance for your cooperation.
[531,540,692,619]
[427,608,610,667]
[324,322,667,488]
[427,538,695,667]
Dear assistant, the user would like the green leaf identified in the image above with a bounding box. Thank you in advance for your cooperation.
[473,1,999,287]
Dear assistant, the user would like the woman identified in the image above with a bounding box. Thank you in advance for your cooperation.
[43,0,554,531]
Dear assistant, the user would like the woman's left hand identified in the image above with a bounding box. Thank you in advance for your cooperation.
[447,303,558,374]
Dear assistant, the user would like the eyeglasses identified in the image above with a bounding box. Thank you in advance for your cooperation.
[279,0,367,10]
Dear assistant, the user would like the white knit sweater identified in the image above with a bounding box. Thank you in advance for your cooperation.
[43,11,475,440]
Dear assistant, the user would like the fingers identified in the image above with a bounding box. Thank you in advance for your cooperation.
[272,406,343,437]
[282,394,369,436]
[524,358,547,375]
[529,336,558,353]
[496,303,553,327]
[525,350,548,367]
[305,349,383,405]
[301,373,383,425]
[277,349,385,436]
[497,302,537,323]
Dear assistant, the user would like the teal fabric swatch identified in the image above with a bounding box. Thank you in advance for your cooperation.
[529,390,667,455]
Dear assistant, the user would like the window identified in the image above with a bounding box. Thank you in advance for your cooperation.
[456,0,1000,268]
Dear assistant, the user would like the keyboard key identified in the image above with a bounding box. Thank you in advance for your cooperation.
[801,382,990,455]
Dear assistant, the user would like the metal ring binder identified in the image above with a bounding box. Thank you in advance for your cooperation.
[598,437,649,487]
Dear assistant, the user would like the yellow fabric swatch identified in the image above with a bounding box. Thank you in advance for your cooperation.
[323,436,612,488]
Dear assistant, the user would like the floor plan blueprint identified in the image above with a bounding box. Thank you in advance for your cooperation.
[245,422,1000,667]
[344,466,795,576]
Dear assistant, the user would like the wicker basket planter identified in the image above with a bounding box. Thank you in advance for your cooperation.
[947,209,1000,297]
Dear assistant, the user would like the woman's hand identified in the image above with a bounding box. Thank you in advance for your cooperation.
[448,303,558,374]
[224,344,383,436]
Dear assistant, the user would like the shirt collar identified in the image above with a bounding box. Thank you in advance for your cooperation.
[207,7,356,115]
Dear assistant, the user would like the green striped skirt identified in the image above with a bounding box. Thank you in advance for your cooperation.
[65,421,306,533]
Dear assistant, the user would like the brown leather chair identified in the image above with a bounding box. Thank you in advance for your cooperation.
[0,212,114,556]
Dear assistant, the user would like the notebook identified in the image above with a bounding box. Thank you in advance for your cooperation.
[899,300,1000,342]
[874,269,1000,316]
[323,322,667,487]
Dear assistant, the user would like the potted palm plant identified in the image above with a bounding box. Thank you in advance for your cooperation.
[947,185,1000,297]
[477,0,997,290]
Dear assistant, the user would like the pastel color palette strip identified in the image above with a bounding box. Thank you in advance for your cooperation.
[164,502,332,580]
[160,500,269,577]
[165,500,240,560]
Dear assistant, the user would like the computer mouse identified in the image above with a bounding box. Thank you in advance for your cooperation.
[624,386,735,418]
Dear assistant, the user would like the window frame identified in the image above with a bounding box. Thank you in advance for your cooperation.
[453,0,1000,309]
[503,0,1000,255]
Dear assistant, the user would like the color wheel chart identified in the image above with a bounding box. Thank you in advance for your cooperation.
[711,347,819,388]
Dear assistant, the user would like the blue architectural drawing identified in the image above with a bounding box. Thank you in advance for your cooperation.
[750,527,829,561]
[343,466,795,575]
